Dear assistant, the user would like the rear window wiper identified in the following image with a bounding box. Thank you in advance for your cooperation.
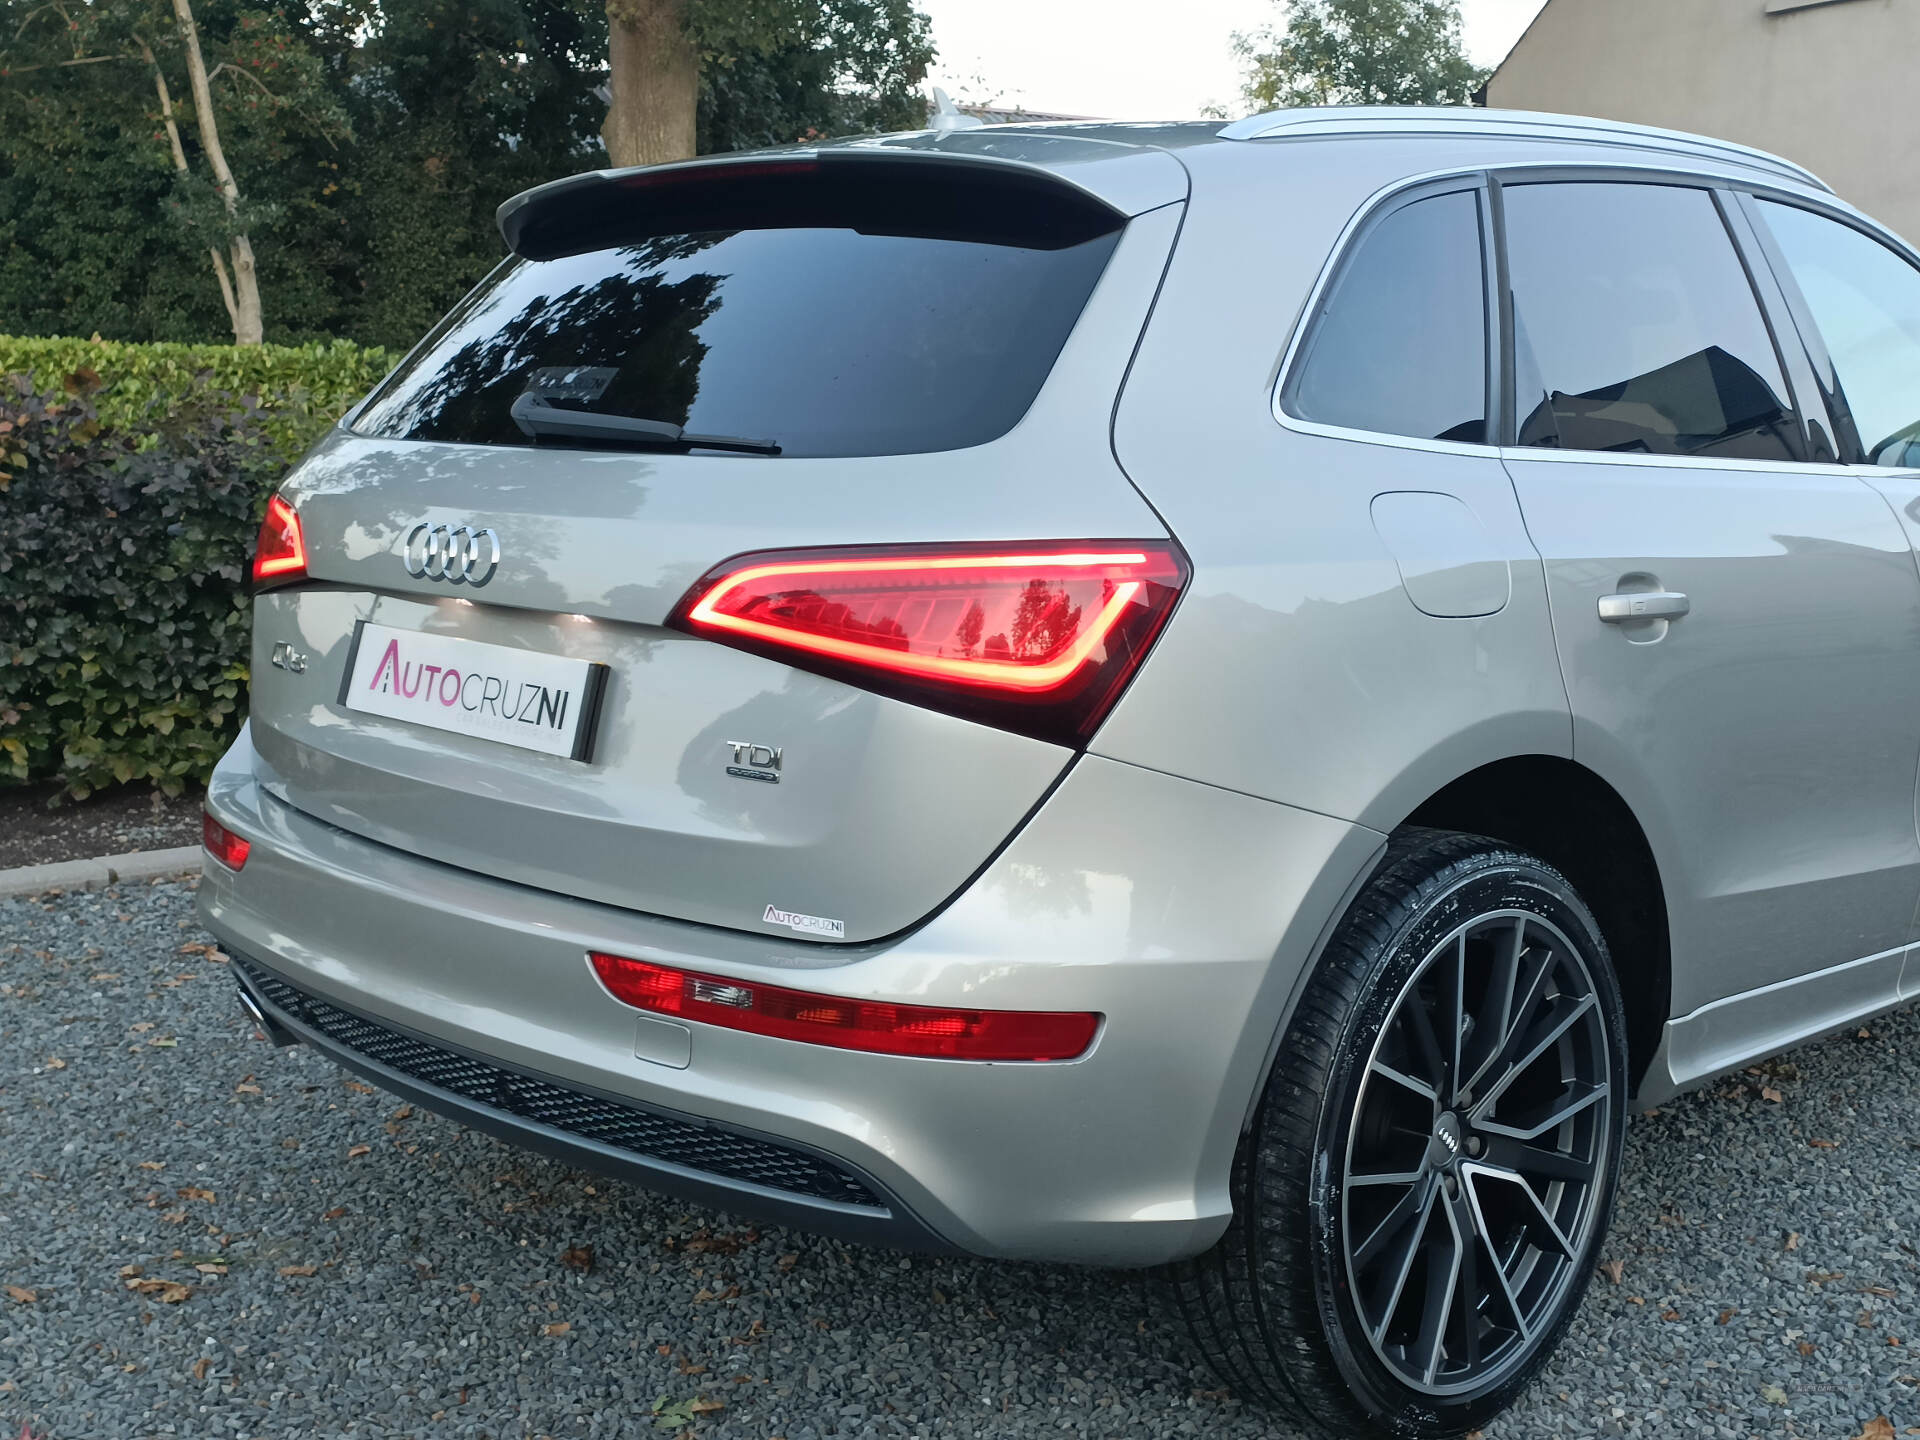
[510,391,780,454]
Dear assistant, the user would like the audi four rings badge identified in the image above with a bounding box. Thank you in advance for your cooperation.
[402,522,501,586]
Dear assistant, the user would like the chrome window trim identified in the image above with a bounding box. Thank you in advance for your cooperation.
[1494,446,1869,480]
[1272,158,1849,462]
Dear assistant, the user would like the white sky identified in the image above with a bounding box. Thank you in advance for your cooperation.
[920,0,1550,119]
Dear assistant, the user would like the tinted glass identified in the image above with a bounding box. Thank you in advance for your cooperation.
[354,226,1121,457]
[1504,183,1801,462]
[1760,200,1920,467]
[1288,190,1489,444]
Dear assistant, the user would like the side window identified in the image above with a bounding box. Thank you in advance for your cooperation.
[1286,189,1489,445]
[1503,182,1802,463]
[1758,200,1920,467]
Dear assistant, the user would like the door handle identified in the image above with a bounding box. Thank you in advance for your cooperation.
[1597,590,1690,623]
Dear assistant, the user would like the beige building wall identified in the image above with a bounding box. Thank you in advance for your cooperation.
[1486,0,1920,244]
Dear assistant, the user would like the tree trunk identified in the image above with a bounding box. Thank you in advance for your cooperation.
[143,40,239,339]
[602,0,698,169]
[169,0,263,344]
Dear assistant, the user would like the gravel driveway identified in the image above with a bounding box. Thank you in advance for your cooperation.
[3,878,1917,1440]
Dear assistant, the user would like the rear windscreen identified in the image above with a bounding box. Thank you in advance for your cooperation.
[352,224,1123,457]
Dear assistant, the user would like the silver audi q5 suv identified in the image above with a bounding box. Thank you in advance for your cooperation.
[198,107,1920,1435]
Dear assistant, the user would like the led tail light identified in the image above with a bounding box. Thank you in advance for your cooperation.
[589,953,1099,1062]
[202,813,251,871]
[668,542,1187,745]
[251,494,308,589]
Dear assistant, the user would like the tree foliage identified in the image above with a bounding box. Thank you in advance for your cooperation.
[697,0,932,154]
[0,0,932,349]
[1236,0,1486,110]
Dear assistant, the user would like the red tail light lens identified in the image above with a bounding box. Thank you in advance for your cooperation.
[252,494,308,589]
[669,543,1187,744]
[590,953,1099,1062]
[202,813,251,871]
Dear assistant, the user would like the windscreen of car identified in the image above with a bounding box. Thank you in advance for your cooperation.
[352,223,1123,458]
[1285,188,1490,444]
[1758,199,1920,468]
[1504,182,1803,463]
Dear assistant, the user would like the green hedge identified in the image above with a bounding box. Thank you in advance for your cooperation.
[0,337,392,798]
[0,335,394,467]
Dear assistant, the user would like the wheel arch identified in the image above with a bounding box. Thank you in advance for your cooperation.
[1399,754,1671,1093]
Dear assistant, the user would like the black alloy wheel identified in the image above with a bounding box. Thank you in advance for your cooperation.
[1342,907,1614,1394]
[1166,828,1630,1438]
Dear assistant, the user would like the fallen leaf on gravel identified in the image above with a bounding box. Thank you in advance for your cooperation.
[322,1207,347,1220]
[234,1083,261,1095]
[1853,1419,1895,1440]
[1761,1086,1783,1103]
[344,1080,374,1095]
[689,1400,725,1415]
[1810,1137,1839,1148]
[4,1287,36,1304]
[542,1321,571,1337]
[1718,1308,1737,1325]
[191,1356,211,1381]
[138,1161,164,1171]
[177,1187,214,1204]
[1598,1259,1624,1284]
[1861,1285,1898,1298]
[347,1145,371,1159]
[391,1105,413,1120]
[1626,1295,1645,1305]
[130,1023,154,1033]
[193,1263,227,1276]
[125,1279,192,1303]
[1760,1383,1788,1405]
[1786,1231,1801,1251]
[148,1037,178,1048]
[43,1057,65,1070]
[561,1245,594,1275]
[278,1264,317,1277]
[118,1265,142,1278]
[1799,1341,1816,1356]
[1660,1307,1681,1322]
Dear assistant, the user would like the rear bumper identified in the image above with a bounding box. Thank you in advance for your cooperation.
[199,725,1380,1266]
[230,950,956,1252]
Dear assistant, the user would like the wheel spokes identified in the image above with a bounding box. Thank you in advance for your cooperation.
[1362,1175,1438,1337]
[1477,1078,1609,1142]
[1409,1196,1464,1386]
[1341,906,1613,1396]
[1478,1132,1593,1185]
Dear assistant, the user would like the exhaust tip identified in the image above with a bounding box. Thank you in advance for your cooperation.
[236,983,299,1047]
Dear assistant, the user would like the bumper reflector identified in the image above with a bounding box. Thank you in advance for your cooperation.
[202,813,251,871]
[589,953,1098,1061]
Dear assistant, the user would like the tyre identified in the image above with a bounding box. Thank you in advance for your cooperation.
[1168,827,1630,1437]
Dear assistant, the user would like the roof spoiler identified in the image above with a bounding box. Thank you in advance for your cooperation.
[496,149,1138,261]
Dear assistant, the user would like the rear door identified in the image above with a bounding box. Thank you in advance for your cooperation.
[1495,177,1920,1023]
[1744,195,1920,1003]
[248,153,1189,944]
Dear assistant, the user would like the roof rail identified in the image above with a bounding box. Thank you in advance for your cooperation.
[1217,106,1831,193]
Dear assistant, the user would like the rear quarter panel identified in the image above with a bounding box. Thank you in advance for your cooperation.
[1099,138,1571,829]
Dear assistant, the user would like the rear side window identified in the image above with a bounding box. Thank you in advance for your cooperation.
[1504,182,1802,463]
[354,226,1122,458]
[1758,200,1920,467]
[1286,189,1490,444]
